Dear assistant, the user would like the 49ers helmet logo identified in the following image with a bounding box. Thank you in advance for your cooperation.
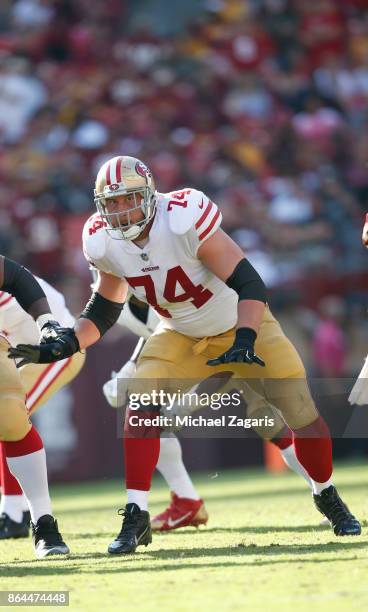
[135,161,150,178]
[108,183,120,191]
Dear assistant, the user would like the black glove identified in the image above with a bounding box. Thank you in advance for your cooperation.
[8,328,80,366]
[207,327,265,367]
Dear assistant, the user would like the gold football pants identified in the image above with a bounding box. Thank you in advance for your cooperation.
[133,306,318,432]
[0,335,85,441]
[20,351,86,415]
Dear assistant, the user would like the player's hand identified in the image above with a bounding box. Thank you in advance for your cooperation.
[207,327,265,367]
[362,222,368,247]
[8,328,80,366]
[103,360,136,408]
[39,320,61,344]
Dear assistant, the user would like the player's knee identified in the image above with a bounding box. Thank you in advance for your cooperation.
[0,395,31,441]
[247,400,287,440]
[264,378,319,430]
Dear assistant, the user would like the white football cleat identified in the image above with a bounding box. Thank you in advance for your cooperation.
[102,360,136,408]
[348,355,368,405]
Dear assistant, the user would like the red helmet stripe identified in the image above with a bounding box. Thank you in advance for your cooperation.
[105,161,111,185]
[116,157,122,183]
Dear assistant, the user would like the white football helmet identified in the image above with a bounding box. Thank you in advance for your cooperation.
[94,155,157,240]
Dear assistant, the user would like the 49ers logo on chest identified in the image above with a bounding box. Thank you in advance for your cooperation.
[125,266,213,318]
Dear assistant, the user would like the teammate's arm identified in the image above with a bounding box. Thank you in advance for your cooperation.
[198,229,267,366]
[9,271,128,365]
[0,256,58,332]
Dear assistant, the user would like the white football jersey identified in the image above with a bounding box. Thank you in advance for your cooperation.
[83,188,238,338]
[0,277,75,346]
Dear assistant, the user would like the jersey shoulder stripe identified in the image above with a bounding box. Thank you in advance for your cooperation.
[198,207,221,242]
[165,188,221,241]
[82,212,109,263]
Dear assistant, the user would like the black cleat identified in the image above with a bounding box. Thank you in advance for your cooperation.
[23,510,31,528]
[0,512,29,539]
[31,515,70,559]
[108,503,152,554]
[313,485,361,536]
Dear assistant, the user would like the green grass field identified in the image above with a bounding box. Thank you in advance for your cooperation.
[1,462,368,612]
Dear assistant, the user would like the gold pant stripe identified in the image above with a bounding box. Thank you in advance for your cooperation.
[20,351,86,415]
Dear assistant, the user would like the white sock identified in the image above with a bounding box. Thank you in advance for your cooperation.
[280,444,312,488]
[310,478,334,495]
[156,435,200,500]
[20,493,29,513]
[127,489,149,511]
[6,449,52,524]
[0,494,23,523]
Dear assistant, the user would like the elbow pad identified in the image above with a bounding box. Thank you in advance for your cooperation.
[2,257,46,312]
[226,258,267,304]
[79,292,124,336]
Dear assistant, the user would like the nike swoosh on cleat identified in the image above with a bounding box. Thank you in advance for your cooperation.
[167,512,192,528]
[198,199,204,209]
[137,526,149,543]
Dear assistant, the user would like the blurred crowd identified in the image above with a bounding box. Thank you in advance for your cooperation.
[1,0,367,473]
[0,0,367,297]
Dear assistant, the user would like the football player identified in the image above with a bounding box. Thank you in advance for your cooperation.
[103,296,320,532]
[348,213,368,405]
[11,156,361,555]
[0,255,70,558]
[0,276,85,540]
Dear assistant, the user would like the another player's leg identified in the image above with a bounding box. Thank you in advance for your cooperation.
[3,427,70,557]
[0,352,85,541]
[0,340,69,557]
[0,442,29,538]
[152,434,208,531]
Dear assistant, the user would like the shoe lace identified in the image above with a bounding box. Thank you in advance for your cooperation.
[327,496,353,525]
[116,508,138,539]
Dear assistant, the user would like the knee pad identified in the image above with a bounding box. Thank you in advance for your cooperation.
[0,395,30,441]
[241,383,287,440]
[248,402,288,440]
[263,377,319,430]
